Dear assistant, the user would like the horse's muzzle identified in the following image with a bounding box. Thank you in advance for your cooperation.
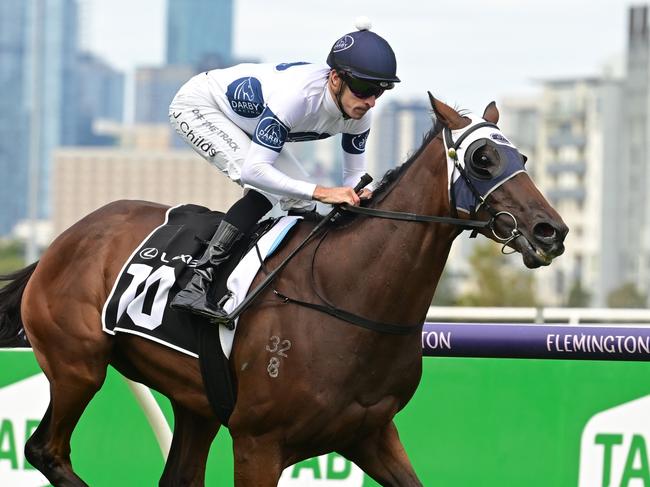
[532,219,568,258]
[514,218,568,268]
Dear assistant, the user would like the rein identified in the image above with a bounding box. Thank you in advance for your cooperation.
[339,204,489,228]
[231,117,526,334]
[272,199,499,337]
[272,289,419,335]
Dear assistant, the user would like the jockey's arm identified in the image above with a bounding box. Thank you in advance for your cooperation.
[241,102,365,206]
[239,141,312,197]
[241,144,362,206]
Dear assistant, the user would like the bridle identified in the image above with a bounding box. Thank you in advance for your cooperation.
[443,120,523,253]
[342,117,526,254]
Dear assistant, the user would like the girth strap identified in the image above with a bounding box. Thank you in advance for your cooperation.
[272,290,423,336]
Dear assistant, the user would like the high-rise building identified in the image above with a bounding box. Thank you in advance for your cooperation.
[134,1,235,132]
[498,6,650,307]
[0,0,79,235]
[522,77,622,306]
[370,100,433,179]
[166,0,233,69]
[621,5,650,299]
[0,1,31,234]
[74,52,125,145]
[52,125,242,236]
[499,97,541,180]
[134,65,195,124]
[31,0,79,220]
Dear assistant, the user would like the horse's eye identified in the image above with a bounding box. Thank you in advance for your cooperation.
[465,140,500,180]
[472,150,491,168]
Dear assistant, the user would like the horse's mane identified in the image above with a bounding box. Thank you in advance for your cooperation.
[366,115,446,204]
[366,107,469,205]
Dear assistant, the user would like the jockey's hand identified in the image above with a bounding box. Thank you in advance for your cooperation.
[358,188,373,200]
[313,186,361,206]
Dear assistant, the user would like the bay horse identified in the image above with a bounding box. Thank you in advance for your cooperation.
[0,96,567,486]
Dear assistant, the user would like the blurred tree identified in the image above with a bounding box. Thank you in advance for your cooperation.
[431,269,459,306]
[606,282,647,308]
[457,241,537,307]
[0,241,25,284]
[566,279,591,307]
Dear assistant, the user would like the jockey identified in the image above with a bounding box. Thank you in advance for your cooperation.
[169,19,400,323]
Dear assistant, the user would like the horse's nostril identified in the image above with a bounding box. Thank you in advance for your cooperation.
[534,222,557,240]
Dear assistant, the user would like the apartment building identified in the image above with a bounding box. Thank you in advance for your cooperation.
[506,77,622,306]
[51,125,242,237]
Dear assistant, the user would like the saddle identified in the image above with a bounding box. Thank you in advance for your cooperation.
[101,204,300,425]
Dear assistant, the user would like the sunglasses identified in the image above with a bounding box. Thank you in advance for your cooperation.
[342,75,388,99]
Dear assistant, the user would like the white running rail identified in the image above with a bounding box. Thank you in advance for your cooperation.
[125,379,172,459]
[427,306,650,325]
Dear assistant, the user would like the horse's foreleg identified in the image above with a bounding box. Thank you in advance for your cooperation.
[232,435,284,487]
[159,401,220,487]
[340,421,422,487]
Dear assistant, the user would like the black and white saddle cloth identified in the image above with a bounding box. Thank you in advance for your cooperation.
[101,204,301,358]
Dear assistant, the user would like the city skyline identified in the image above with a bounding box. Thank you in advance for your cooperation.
[1,0,646,307]
[81,0,631,114]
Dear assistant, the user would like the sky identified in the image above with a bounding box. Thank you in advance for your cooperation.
[82,0,631,114]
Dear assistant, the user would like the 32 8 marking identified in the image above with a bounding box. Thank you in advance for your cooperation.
[266,335,291,378]
[266,335,291,357]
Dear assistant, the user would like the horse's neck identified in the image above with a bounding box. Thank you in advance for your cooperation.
[379,140,448,217]
[375,138,458,290]
[327,138,458,325]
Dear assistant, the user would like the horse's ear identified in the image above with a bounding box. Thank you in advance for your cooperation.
[483,101,499,124]
[428,92,465,129]
[428,91,437,110]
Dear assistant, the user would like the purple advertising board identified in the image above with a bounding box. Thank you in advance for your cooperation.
[422,323,650,361]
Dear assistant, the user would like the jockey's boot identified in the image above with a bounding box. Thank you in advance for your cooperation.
[170,220,243,323]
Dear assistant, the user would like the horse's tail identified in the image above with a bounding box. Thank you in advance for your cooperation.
[0,262,37,348]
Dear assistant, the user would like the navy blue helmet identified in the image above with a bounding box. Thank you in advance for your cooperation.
[327,26,400,87]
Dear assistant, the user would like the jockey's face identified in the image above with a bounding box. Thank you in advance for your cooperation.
[328,70,379,120]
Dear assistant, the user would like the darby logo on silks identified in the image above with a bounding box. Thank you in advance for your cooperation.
[226,76,265,118]
[0,373,50,487]
[279,453,364,486]
[255,116,289,152]
[579,394,650,487]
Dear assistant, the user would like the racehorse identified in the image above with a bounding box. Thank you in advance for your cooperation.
[0,96,567,486]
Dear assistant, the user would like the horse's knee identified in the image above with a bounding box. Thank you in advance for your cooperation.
[232,436,285,487]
